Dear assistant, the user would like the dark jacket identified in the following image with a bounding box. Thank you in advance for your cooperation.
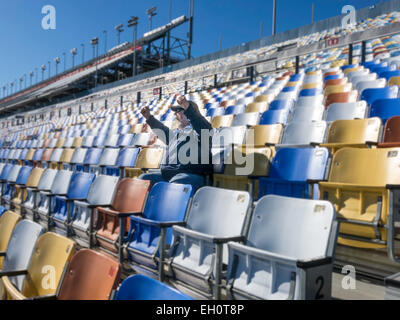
[147,101,214,180]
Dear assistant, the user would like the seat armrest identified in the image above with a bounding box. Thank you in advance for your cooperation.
[386,184,400,190]
[296,256,332,269]
[173,226,216,243]
[130,215,186,228]
[265,142,276,147]
[27,295,57,301]
[117,211,143,218]
[306,179,326,184]
[0,251,6,257]
[0,269,28,277]
[213,235,245,244]
[366,141,378,146]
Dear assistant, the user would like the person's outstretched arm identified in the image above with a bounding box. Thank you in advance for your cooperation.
[177,96,212,135]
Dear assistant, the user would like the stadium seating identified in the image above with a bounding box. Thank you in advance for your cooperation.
[379,116,400,147]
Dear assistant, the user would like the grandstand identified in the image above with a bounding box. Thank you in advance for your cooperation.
[1,0,400,301]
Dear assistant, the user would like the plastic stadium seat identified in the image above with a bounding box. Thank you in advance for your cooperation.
[231,112,259,127]
[269,99,295,111]
[211,115,234,129]
[259,109,289,125]
[380,70,400,81]
[318,148,400,255]
[0,220,44,294]
[1,232,75,300]
[169,187,251,299]
[89,148,119,176]
[206,107,225,118]
[324,78,348,88]
[369,98,400,124]
[325,101,367,122]
[66,148,87,171]
[2,165,22,208]
[115,274,193,300]
[360,86,399,106]
[388,76,400,87]
[52,250,121,300]
[258,147,329,200]
[95,179,151,256]
[245,102,268,114]
[5,166,33,210]
[124,148,165,179]
[295,95,324,108]
[47,148,63,169]
[226,195,338,300]
[325,91,358,108]
[324,83,353,97]
[225,105,245,115]
[379,116,400,148]
[105,147,140,177]
[58,148,75,170]
[276,121,327,149]
[0,211,21,268]
[21,169,57,221]
[289,105,325,123]
[70,175,119,248]
[118,134,134,147]
[299,88,323,96]
[321,118,381,154]
[125,182,192,279]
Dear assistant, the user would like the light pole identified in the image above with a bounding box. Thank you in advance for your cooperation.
[91,37,99,87]
[41,65,46,81]
[128,16,139,77]
[54,57,60,75]
[35,68,38,83]
[71,48,77,68]
[103,30,108,53]
[19,77,23,91]
[272,0,277,35]
[2,86,6,98]
[63,52,66,71]
[48,61,51,78]
[115,24,124,45]
[24,74,27,88]
[29,72,34,86]
[81,43,85,64]
[147,7,157,31]
[10,82,14,95]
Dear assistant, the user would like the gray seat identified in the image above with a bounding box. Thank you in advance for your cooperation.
[22,169,58,220]
[64,148,87,171]
[232,113,260,127]
[131,133,151,147]
[356,78,386,94]
[49,148,63,164]
[0,220,44,292]
[276,121,327,149]
[89,148,119,176]
[48,139,58,149]
[351,72,377,87]
[226,195,338,300]
[35,170,73,230]
[289,105,325,123]
[212,126,247,148]
[62,137,75,148]
[70,175,119,248]
[295,95,324,108]
[168,187,251,299]
[325,101,367,122]
[82,136,95,148]
[104,134,119,148]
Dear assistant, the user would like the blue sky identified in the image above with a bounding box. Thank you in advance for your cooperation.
[0,0,384,91]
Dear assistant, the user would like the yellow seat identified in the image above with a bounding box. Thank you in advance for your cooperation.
[55,138,66,149]
[213,146,272,198]
[72,137,83,148]
[129,124,144,134]
[254,95,274,103]
[124,147,165,178]
[1,232,75,300]
[320,118,381,154]
[301,82,322,90]
[211,115,234,129]
[285,81,298,88]
[388,76,400,87]
[0,211,21,268]
[318,147,400,252]
[245,102,268,113]
[324,83,353,97]
[58,148,75,170]
[245,124,283,149]
[343,66,364,75]
[25,149,35,162]
[12,168,44,214]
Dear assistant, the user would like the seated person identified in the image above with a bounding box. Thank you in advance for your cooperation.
[139,95,213,193]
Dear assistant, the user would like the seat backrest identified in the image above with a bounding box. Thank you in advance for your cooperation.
[7,165,22,183]
[21,233,75,298]
[112,178,150,212]
[98,148,119,166]
[325,91,357,108]
[0,211,21,268]
[248,195,335,260]
[143,182,192,222]
[16,166,33,185]
[381,116,400,144]
[86,175,119,206]
[83,148,102,165]
[32,149,44,161]
[244,124,283,147]
[40,148,54,162]
[134,148,164,169]
[70,148,88,164]
[370,98,400,124]
[0,164,13,180]
[289,105,325,123]
[327,147,400,186]
[115,274,193,300]
[280,121,327,146]
[232,112,259,127]
[49,169,72,194]
[57,249,121,300]
[269,147,329,181]
[67,171,96,200]
[37,169,58,191]
[131,133,151,147]
[212,126,246,148]
[259,109,289,125]
[60,148,74,163]
[325,101,367,122]
[325,118,381,144]
[3,220,44,290]
[115,148,140,167]
[186,187,250,237]
[25,168,45,188]
[360,86,398,106]
[49,148,63,162]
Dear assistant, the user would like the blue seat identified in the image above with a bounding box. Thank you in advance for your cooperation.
[324,74,342,81]
[282,86,297,93]
[32,149,44,162]
[125,182,192,278]
[269,99,295,111]
[380,70,400,81]
[341,64,358,71]
[361,86,399,106]
[19,149,28,161]
[290,74,302,82]
[207,107,225,117]
[259,109,289,125]
[15,166,33,186]
[93,134,107,148]
[83,148,102,172]
[106,147,140,177]
[225,105,245,115]
[299,88,323,97]
[115,274,193,300]
[51,172,95,236]
[258,147,329,199]
[370,98,400,124]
